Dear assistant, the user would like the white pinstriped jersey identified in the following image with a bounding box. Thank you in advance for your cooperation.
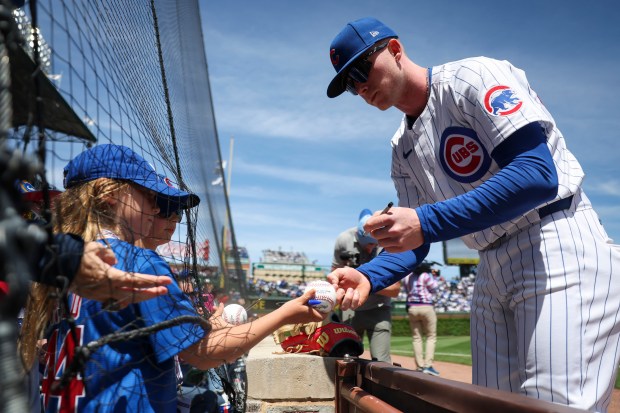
[388,57,620,410]
[391,57,585,250]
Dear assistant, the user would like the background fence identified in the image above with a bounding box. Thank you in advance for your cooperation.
[4,0,245,294]
[0,0,244,411]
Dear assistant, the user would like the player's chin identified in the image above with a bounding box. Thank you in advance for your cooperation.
[369,94,390,111]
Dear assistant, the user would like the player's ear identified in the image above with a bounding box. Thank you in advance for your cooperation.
[387,38,401,58]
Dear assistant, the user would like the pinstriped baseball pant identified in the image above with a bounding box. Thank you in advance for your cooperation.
[472,197,620,412]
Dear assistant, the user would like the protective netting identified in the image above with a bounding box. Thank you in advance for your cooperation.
[0,0,247,411]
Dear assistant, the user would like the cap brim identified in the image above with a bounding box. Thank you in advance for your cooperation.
[358,208,373,221]
[133,178,201,211]
[156,193,200,216]
[327,73,348,98]
[327,48,368,98]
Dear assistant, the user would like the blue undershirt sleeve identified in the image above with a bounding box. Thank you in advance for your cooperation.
[416,122,558,243]
[355,244,430,293]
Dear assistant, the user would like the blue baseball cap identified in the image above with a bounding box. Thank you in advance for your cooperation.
[356,208,377,246]
[63,144,200,212]
[327,17,398,98]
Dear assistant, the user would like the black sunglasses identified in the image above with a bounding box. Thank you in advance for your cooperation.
[345,40,391,95]
[158,208,183,222]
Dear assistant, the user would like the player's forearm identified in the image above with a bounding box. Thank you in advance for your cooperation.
[356,245,430,293]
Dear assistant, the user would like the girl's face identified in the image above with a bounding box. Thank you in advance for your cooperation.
[116,185,160,241]
[145,211,180,249]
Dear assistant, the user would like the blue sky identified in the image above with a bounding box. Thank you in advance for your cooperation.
[199,0,620,279]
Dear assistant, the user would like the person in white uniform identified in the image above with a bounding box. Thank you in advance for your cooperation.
[325,17,620,412]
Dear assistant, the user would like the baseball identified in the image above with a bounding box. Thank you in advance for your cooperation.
[222,304,248,325]
[305,280,337,313]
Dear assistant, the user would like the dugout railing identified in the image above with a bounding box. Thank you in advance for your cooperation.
[335,358,586,413]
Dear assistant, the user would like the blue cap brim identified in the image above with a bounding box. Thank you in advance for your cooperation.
[133,178,200,214]
[327,48,370,98]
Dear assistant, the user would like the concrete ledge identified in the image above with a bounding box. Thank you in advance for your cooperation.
[246,400,334,413]
[246,335,338,405]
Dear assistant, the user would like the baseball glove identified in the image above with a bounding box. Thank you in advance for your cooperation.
[273,319,363,358]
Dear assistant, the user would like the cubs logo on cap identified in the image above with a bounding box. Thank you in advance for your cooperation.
[163,176,174,187]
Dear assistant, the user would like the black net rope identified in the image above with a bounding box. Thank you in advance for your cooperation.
[1,0,248,411]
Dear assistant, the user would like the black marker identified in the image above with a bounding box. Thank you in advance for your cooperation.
[381,201,394,214]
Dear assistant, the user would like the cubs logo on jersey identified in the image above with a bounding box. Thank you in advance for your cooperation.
[484,85,522,116]
[439,127,490,183]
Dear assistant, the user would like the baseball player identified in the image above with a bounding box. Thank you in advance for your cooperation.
[325,17,620,411]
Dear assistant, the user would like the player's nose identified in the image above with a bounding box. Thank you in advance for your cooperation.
[356,83,370,103]
[357,83,370,99]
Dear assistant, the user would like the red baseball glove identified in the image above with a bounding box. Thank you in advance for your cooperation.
[273,320,363,357]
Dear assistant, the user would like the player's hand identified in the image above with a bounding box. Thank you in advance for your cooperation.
[364,206,424,252]
[326,267,371,311]
[70,241,172,308]
[279,288,327,325]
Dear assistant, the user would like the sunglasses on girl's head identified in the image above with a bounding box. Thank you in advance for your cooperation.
[345,40,391,95]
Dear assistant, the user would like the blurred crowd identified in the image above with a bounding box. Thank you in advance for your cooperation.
[396,271,475,313]
[246,278,306,298]
[259,249,313,264]
[245,271,476,313]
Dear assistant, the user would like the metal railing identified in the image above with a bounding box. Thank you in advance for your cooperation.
[335,358,586,413]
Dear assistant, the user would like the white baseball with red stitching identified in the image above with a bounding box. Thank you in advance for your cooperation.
[222,304,248,325]
[306,280,336,313]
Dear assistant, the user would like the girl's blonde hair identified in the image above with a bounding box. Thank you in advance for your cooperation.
[18,178,131,370]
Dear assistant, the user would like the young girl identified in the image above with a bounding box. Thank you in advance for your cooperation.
[42,144,326,412]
